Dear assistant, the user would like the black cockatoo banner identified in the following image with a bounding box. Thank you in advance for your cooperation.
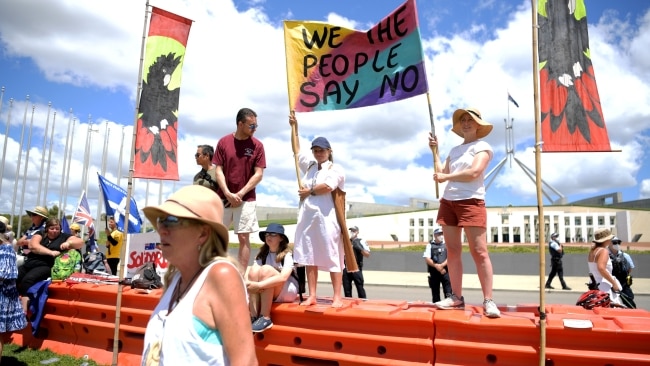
[134,7,192,179]
[538,0,612,152]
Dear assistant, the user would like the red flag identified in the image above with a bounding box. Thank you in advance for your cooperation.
[134,7,192,179]
[538,0,611,152]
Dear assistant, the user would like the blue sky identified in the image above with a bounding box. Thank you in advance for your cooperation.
[1,0,649,220]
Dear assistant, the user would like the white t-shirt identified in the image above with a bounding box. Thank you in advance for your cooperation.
[442,140,493,201]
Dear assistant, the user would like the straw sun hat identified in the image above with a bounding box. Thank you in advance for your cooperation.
[25,206,49,219]
[451,107,493,139]
[143,185,229,246]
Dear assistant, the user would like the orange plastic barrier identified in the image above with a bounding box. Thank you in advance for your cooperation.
[8,283,650,366]
[9,281,161,366]
[254,299,436,365]
[433,302,650,366]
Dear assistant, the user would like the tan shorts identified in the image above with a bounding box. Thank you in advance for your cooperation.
[436,198,487,228]
[223,200,259,234]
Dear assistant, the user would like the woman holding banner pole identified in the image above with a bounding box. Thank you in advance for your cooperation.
[289,111,347,308]
[428,107,500,318]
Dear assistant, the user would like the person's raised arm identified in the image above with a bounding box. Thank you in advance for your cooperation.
[28,233,59,257]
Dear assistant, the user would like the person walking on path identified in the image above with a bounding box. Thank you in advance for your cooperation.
[213,108,266,272]
[424,228,452,303]
[428,107,500,318]
[342,226,370,299]
[545,232,571,290]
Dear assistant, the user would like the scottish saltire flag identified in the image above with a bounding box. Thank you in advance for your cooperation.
[73,190,97,251]
[538,0,611,152]
[97,174,143,234]
[508,93,519,108]
[284,0,428,112]
[134,6,192,180]
[61,216,71,235]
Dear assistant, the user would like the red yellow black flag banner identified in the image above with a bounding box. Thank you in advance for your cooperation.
[538,0,612,152]
[134,7,192,179]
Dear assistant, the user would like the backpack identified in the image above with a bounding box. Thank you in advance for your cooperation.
[261,253,305,302]
[51,250,82,280]
[83,251,109,274]
[131,262,163,290]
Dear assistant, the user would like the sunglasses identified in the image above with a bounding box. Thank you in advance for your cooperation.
[194,153,205,158]
[266,233,279,237]
[247,124,258,130]
[157,215,190,229]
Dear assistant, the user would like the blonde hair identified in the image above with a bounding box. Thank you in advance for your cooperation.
[162,223,240,289]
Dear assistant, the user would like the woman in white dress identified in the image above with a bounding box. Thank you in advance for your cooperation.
[289,111,345,308]
[588,227,623,306]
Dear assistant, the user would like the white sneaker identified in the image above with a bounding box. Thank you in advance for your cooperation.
[434,294,465,310]
[483,299,501,318]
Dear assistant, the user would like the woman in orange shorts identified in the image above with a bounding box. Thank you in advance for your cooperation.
[428,107,500,318]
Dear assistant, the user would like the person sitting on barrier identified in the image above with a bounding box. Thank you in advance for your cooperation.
[141,185,257,365]
[247,223,298,333]
[16,206,49,257]
[0,216,27,362]
[16,218,84,314]
[587,228,624,307]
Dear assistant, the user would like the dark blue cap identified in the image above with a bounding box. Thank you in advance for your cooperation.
[434,228,443,235]
[259,223,289,243]
[311,136,331,149]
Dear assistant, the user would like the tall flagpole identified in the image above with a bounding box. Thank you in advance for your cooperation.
[62,118,77,216]
[112,2,150,364]
[0,98,15,197]
[11,96,30,229]
[37,102,52,206]
[531,0,547,364]
[97,122,109,235]
[44,111,60,208]
[57,113,73,216]
[117,126,126,186]
[18,104,36,226]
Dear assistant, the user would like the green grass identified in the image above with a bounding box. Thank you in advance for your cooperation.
[1,344,104,366]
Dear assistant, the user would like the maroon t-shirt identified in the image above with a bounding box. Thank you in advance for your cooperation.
[212,134,266,201]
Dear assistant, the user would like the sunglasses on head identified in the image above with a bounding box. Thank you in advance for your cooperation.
[157,215,190,229]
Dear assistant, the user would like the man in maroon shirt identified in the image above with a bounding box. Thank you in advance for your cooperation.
[213,108,266,272]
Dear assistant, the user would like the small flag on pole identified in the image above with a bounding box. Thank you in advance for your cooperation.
[61,216,71,234]
[97,174,143,234]
[508,93,519,108]
[73,190,97,251]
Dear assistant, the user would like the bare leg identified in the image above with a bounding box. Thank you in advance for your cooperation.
[442,225,464,297]
[330,271,343,308]
[237,232,251,273]
[259,290,275,318]
[20,296,29,314]
[300,266,318,306]
[465,226,494,300]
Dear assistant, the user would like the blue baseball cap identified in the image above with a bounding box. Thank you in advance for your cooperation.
[311,137,331,149]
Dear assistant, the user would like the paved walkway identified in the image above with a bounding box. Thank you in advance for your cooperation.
[320,270,650,295]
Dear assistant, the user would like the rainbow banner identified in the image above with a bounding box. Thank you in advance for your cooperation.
[134,6,192,179]
[284,0,427,112]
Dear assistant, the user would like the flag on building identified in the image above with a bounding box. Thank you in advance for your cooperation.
[97,174,143,234]
[73,190,97,251]
[134,6,192,179]
[538,0,611,152]
[284,0,428,112]
[508,93,519,108]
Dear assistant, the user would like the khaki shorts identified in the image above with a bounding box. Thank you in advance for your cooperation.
[436,198,487,228]
[223,200,259,234]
